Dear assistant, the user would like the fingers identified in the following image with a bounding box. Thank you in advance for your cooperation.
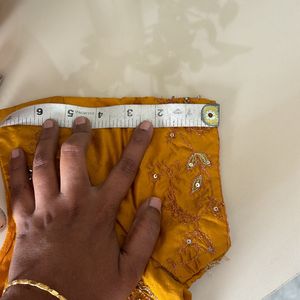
[60,117,92,196]
[100,121,153,214]
[32,119,60,210]
[9,148,34,221]
[119,197,161,285]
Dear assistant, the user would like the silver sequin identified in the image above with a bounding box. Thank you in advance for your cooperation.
[186,239,192,245]
[169,132,175,138]
[213,206,219,212]
[192,175,202,193]
[153,173,159,179]
[187,154,197,169]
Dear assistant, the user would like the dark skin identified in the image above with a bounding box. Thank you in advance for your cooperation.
[1,116,161,300]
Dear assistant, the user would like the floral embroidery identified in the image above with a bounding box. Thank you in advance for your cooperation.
[166,188,201,224]
[166,229,215,275]
[145,114,227,281]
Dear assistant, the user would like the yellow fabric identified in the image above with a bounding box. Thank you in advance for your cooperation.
[0,96,230,299]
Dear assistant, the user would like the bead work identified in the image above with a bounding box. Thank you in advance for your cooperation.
[187,153,211,170]
[128,280,158,300]
[192,175,202,193]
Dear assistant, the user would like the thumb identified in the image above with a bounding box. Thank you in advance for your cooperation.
[119,197,161,286]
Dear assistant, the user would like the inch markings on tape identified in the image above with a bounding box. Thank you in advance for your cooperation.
[0,103,220,128]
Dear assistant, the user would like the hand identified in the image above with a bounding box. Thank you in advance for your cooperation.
[3,117,161,300]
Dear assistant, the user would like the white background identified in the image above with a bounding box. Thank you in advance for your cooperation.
[1,1,300,299]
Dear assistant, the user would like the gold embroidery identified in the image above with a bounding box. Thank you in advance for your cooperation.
[128,280,158,300]
[166,228,215,275]
[166,187,201,224]
[196,153,211,166]
[146,127,225,281]
[187,153,211,170]
[187,154,197,170]
[192,175,202,193]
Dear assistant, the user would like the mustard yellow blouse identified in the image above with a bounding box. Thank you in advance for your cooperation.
[0,96,230,299]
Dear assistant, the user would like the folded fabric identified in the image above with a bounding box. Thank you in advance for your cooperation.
[0,96,231,299]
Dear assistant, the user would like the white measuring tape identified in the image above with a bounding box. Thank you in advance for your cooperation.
[0,103,220,128]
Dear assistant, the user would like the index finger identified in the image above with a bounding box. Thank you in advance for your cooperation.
[100,121,153,214]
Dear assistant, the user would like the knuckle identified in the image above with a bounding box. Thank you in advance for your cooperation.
[15,220,30,238]
[139,212,160,238]
[61,142,84,156]
[118,156,137,176]
[132,130,148,144]
[39,128,55,141]
[33,152,50,170]
[68,204,81,219]
[9,160,23,172]
[10,183,25,198]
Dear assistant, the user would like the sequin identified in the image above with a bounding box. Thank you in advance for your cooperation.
[153,173,159,180]
[213,206,219,212]
[187,154,197,170]
[192,175,202,193]
[169,132,175,138]
[186,239,192,245]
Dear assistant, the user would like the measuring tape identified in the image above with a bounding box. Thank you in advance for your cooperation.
[0,103,220,128]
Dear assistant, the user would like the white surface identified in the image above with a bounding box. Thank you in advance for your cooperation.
[0,1,300,299]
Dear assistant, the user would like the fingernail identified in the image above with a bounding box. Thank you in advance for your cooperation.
[140,120,152,131]
[149,197,161,213]
[43,119,54,128]
[11,148,20,158]
[75,116,86,125]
